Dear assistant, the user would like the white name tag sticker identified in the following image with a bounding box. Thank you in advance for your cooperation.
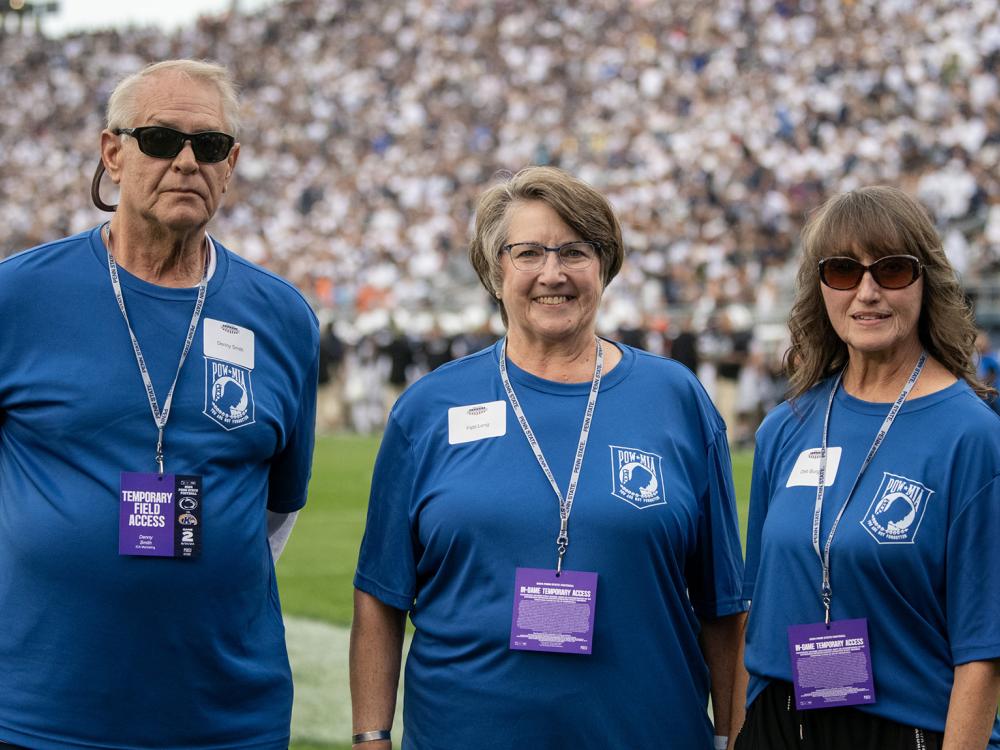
[448,400,506,445]
[786,447,842,488]
[203,319,255,370]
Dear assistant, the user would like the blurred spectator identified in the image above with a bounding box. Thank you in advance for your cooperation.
[317,319,346,431]
[976,328,1000,415]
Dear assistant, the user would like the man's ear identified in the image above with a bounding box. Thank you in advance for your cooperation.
[100,129,124,184]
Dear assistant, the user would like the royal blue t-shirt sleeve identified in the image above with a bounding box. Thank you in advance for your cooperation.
[354,411,417,611]
[267,340,319,513]
[687,425,748,619]
[947,473,1000,665]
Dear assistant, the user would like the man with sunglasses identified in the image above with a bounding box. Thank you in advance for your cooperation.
[0,60,318,750]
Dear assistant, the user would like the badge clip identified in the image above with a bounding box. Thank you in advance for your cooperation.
[822,584,832,627]
[555,518,568,575]
[155,427,165,477]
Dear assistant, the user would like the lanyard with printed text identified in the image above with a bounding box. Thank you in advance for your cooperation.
[813,351,926,624]
[104,224,208,476]
[499,337,604,574]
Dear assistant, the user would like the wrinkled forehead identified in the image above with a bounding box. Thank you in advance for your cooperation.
[132,72,229,132]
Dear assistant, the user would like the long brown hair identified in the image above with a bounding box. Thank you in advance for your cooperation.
[786,186,993,401]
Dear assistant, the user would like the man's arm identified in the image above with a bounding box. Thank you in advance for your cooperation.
[701,611,747,748]
[943,659,1000,750]
[349,588,406,750]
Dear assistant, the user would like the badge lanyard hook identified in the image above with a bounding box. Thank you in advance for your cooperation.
[104,224,208,477]
[812,352,926,626]
[156,427,166,476]
[500,337,604,573]
[556,517,569,575]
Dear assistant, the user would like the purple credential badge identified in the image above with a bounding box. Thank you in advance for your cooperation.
[510,567,597,655]
[119,472,177,557]
[788,618,876,710]
[119,472,202,558]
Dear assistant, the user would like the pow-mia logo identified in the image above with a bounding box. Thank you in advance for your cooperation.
[204,358,255,430]
[610,445,666,509]
[860,472,934,544]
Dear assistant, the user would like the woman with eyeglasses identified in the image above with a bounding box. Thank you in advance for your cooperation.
[730,186,1000,750]
[350,166,747,750]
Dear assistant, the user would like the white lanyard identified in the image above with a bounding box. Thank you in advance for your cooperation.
[104,224,208,476]
[499,337,604,573]
[813,352,926,623]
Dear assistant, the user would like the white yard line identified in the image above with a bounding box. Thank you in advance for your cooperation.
[286,616,407,747]
[286,616,716,745]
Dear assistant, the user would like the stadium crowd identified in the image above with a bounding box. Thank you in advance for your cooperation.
[3,0,1000,435]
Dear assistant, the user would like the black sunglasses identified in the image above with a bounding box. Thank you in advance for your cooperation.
[818,255,923,290]
[114,126,235,163]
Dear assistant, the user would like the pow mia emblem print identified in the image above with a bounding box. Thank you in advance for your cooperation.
[610,445,666,509]
[204,359,255,430]
[202,319,257,431]
[860,472,934,544]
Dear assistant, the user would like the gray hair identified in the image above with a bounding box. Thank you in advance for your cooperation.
[106,59,241,137]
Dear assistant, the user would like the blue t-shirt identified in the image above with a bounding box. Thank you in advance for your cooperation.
[355,341,747,750]
[743,378,1000,739]
[0,227,319,750]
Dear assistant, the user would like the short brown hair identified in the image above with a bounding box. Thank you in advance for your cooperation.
[468,166,624,324]
[786,185,992,400]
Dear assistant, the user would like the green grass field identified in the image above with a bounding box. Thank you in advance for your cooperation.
[279,434,754,750]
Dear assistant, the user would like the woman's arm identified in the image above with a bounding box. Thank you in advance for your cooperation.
[349,589,407,750]
[701,611,747,746]
[728,613,750,741]
[942,659,1000,750]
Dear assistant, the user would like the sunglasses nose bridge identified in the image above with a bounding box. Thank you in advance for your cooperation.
[854,266,884,295]
[169,136,201,165]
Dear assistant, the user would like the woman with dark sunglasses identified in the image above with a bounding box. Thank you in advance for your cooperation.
[731,186,1000,750]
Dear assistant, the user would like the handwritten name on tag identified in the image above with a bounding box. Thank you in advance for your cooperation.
[448,400,506,445]
[204,319,255,369]
[786,447,842,488]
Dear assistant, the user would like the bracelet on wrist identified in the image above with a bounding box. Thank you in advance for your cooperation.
[714,736,729,750]
[352,729,391,744]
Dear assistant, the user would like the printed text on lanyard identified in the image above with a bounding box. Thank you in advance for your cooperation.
[813,352,926,625]
[104,223,208,476]
[499,337,604,574]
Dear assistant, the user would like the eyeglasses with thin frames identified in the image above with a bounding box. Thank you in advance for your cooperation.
[502,241,600,272]
[818,255,923,290]
[114,126,235,163]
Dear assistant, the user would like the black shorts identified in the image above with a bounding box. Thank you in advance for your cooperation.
[734,680,943,750]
